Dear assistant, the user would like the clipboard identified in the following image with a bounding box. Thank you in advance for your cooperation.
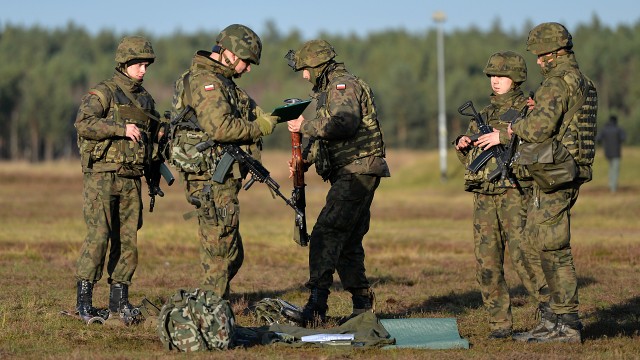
[272,99,311,123]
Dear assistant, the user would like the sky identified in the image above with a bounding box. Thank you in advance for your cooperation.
[2,0,638,40]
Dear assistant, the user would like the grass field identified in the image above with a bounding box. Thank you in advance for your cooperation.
[0,148,639,359]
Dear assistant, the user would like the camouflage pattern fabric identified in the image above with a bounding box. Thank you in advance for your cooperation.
[172,50,276,298]
[526,22,573,55]
[216,24,262,65]
[456,90,532,192]
[252,298,304,326]
[523,187,580,314]
[75,68,156,285]
[293,55,389,295]
[483,51,527,83]
[114,35,155,64]
[158,288,235,352]
[75,172,142,284]
[287,39,336,70]
[76,70,158,174]
[185,178,243,299]
[300,63,387,179]
[512,27,598,316]
[174,51,275,143]
[455,89,548,331]
[473,189,545,330]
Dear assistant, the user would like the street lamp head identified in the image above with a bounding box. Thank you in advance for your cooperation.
[433,11,446,23]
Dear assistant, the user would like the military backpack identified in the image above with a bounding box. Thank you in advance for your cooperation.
[157,288,236,352]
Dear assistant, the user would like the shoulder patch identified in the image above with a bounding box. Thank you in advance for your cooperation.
[204,84,215,91]
[336,83,346,90]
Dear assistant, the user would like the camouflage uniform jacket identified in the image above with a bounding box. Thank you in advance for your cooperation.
[75,70,158,174]
[301,63,389,180]
[512,53,592,154]
[180,51,271,157]
[456,90,532,194]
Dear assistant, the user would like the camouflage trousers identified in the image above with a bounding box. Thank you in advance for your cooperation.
[186,178,243,299]
[522,186,580,315]
[306,173,380,291]
[473,187,547,331]
[76,172,142,285]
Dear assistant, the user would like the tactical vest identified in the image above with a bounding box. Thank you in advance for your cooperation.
[170,67,259,178]
[315,74,385,175]
[555,70,598,181]
[463,99,529,193]
[79,81,154,175]
[169,71,214,175]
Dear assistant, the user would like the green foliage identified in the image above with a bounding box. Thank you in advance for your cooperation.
[1,17,639,161]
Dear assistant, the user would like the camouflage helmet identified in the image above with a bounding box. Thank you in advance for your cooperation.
[483,51,527,83]
[286,40,336,71]
[526,22,573,55]
[115,36,155,64]
[216,24,262,65]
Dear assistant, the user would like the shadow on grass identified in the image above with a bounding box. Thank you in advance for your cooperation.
[377,275,598,320]
[583,295,640,340]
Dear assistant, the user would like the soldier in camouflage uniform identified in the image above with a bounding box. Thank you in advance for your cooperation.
[171,24,278,299]
[285,40,390,326]
[75,36,161,323]
[510,22,598,343]
[454,51,549,339]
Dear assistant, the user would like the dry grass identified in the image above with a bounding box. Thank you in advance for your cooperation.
[0,148,639,359]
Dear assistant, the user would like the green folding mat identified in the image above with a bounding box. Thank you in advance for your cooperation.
[380,318,470,349]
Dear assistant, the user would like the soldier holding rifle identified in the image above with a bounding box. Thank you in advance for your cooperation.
[285,40,390,327]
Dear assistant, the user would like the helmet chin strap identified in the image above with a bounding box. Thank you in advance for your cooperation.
[308,62,331,87]
[216,47,242,77]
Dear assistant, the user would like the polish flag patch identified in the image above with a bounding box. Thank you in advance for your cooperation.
[336,83,346,90]
[204,84,215,91]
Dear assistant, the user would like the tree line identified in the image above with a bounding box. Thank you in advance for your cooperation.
[0,16,638,162]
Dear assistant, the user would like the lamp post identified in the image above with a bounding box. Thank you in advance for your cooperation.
[433,11,447,182]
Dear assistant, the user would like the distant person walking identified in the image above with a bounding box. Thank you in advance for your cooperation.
[596,115,625,193]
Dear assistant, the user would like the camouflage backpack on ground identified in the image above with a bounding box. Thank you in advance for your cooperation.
[157,289,235,352]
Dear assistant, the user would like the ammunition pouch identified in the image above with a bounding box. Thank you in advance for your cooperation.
[312,140,332,181]
[518,139,577,193]
[170,128,216,174]
[116,164,144,178]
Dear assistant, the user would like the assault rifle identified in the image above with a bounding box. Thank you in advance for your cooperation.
[496,91,534,189]
[457,101,507,182]
[206,143,306,226]
[144,114,175,212]
[286,99,310,247]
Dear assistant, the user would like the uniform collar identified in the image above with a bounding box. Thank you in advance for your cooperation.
[112,69,141,92]
[490,88,524,108]
[192,50,235,79]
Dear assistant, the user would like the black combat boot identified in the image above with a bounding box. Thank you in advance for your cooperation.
[338,288,376,325]
[531,313,583,343]
[513,302,557,342]
[76,280,109,322]
[109,283,141,324]
[301,288,329,327]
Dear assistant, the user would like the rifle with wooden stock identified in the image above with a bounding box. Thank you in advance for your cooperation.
[290,129,309,247]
